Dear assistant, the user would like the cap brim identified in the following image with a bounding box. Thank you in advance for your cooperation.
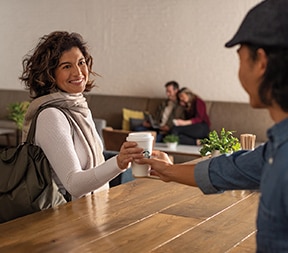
[225,27,247,48]
[225,38,240,48]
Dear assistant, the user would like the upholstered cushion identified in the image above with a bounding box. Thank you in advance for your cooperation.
[122,108,144,130]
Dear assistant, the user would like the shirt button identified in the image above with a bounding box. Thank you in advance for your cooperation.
[268,157,273,164]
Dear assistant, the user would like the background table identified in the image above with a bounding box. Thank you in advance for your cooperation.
[154,143,202,163]
[0,178,259,253]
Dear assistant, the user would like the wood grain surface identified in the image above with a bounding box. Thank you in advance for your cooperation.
[0,178,259,253]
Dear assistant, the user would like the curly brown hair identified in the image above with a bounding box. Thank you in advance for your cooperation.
[19,31,96,98]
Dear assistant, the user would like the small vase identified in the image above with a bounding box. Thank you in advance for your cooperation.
[211,150,221,157]
[166,142,177,150]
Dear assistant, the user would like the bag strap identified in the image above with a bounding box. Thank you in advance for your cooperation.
[26,106,73,144]
[25,105,73,202]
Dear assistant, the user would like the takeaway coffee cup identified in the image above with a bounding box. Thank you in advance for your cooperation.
[126,132,154,177]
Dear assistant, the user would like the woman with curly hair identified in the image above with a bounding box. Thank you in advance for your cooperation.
[20,31,143,201]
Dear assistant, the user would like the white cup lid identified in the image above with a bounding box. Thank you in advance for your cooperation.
[126,132,154,142]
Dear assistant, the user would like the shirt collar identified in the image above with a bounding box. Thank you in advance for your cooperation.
[267,118,288,149]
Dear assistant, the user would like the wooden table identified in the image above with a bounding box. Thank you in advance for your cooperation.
[0,178,259,253]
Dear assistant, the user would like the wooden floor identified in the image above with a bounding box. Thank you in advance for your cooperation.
[0,178,259,253]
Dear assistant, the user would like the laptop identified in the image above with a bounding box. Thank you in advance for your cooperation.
[145,113,160,129]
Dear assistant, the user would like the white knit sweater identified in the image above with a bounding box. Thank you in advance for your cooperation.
[35,107,122,199]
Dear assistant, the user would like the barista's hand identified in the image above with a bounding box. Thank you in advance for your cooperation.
[151,150,173,164]
[135,150,173,181]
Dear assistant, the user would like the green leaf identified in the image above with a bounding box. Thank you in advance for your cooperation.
[163,134,179,143]
[7,101,30,130]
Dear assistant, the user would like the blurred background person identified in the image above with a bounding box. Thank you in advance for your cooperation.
[135,81,184,142]
[172,87,210,145]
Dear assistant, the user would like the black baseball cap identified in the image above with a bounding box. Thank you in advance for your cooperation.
[225,0,288,48]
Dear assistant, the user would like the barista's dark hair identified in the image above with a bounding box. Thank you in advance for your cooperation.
[247,44,288,111]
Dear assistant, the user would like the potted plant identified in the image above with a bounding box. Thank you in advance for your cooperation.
[7,101,30,144]
[200,128,241,157]
[8,101,30,130]
[163,134,179,149]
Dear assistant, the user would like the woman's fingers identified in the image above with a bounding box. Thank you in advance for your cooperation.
[117,141,144,170]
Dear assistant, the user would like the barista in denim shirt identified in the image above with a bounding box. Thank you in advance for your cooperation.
[137,0,288,252]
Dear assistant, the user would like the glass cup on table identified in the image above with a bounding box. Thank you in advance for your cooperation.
[236,133,257,197]
[240,133,256,150]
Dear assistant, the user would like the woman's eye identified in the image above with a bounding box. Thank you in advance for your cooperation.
[79,60,86,65]
[63,65,70,69]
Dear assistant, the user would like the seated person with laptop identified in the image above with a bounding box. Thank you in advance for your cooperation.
[134,81,184,142]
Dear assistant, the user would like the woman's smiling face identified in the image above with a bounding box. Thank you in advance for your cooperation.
[55,47,88,94]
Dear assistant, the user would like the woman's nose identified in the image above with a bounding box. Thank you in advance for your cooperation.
[72,65,82,75]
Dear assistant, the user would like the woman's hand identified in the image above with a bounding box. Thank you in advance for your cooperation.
[173,119,192,126]
[116,141,144,170]
[135,150,174,182]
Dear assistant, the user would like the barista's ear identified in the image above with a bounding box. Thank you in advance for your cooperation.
[256,48,268,76]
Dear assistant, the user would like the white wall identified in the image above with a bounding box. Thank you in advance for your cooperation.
[0,0,261,102]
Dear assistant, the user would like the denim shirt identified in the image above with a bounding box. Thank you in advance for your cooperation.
[195,118,288,252]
